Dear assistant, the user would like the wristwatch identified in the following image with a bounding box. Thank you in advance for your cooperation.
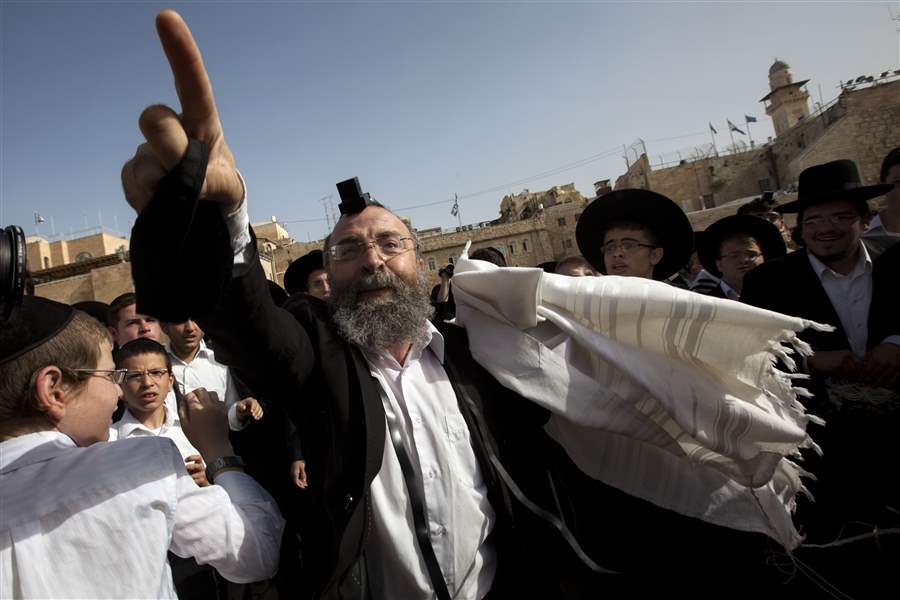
[205,455,245,484]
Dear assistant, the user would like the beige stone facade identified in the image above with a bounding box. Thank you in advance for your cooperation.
[615,69,899,209]
[26,229,128,271]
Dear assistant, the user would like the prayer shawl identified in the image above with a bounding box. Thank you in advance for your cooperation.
[450,246,831,550]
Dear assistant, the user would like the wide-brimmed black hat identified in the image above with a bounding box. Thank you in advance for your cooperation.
[776,159,892,214]
[576,189,694,280]
[283,249,325,296]
[698,215,787,278]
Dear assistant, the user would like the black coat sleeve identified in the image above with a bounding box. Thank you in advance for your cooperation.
[195,233,316,410]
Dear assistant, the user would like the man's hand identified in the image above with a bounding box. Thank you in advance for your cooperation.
[860,343,900,389]
[122,10,243,215]
[185,454,210,487]
[179,387,234,463]
[807,350,863,379]
[236,397,264,423]
[290,459,309,490]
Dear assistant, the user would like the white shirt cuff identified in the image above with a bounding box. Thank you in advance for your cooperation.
[224,170,254,267]
[881,335,900,348]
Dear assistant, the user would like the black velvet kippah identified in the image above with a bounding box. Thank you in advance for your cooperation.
[129,138,233,323]
[0,296,75,365]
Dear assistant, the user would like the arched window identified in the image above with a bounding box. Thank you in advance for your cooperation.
[43,257,50,269]
[75,251,93,262]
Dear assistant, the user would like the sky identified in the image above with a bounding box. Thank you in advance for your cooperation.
[2,1,898,244]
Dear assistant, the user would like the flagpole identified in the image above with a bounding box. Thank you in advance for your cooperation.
[745,117,754,146]
[709,125,718,157]
[728,121,736,155]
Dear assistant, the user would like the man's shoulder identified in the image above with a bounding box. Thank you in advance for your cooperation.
[747,249,809,282]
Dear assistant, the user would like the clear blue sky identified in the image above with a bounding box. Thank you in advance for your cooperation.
[2,1,897,243]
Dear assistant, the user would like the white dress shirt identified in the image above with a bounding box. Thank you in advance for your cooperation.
[363,324,497,600]
[807,244,874,357]
[108,403,200,460]
[0,431,284,599]
[169,340,246,431]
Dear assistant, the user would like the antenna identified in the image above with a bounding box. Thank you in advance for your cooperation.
[892,1,900,68]
[319,194,336,230]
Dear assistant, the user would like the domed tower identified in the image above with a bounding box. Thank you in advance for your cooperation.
[759,59,810,137]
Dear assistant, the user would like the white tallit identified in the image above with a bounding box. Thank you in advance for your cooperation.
[450,246,831,550]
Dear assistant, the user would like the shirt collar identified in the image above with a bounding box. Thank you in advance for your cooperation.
[168,339,211,365]
[362,321,445,368]
[114,403,176,438]
[0,431,77,474]
[807,241,872,280]
[719,280,740,300]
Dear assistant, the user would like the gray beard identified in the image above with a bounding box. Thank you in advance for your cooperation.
[328,269,435,353]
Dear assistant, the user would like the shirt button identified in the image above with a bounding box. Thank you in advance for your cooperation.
[342,494,354,511]
[413,416,423,426]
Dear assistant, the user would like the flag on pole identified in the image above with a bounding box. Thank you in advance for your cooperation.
[708,122,718,135]
[745,115,757,123]
[727,119,746,135]
[34,213,45,225]
[450,196,459,217]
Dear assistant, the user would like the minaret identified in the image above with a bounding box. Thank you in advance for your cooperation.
[759,59,810,137]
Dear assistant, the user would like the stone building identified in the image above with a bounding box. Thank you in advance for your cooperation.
[26,228,129,271]
[761,59,811,137]
[614,62,900,209]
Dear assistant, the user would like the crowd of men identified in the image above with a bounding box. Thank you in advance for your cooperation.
[1,10,899,600]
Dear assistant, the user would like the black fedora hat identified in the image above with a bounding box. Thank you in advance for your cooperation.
[283,249,325,296]
[576,189,693,280]
[698,215,787,278]
[776,159,892,214]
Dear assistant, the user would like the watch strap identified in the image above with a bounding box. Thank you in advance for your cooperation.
[204,455,245,484]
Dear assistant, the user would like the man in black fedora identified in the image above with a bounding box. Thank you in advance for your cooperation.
[575,189,693,281]
[740,159,899,590]
[696,215,786,300]
[283,249,330,300]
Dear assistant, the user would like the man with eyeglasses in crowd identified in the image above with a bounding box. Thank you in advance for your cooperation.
[575,189,694,282]
[740,159,900,589]
[696,215,786,300]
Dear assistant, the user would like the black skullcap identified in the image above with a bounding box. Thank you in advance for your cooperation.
[0,296,75,366]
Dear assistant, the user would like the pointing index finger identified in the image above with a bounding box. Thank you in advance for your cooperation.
[155,10,219,133]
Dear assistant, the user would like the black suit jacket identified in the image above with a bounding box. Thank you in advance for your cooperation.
[194,243,585,599]
[740,247,897,353]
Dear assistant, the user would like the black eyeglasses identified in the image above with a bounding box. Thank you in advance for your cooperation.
[328,235,415,262]
[601,239,657,255]
[70,369,128,385]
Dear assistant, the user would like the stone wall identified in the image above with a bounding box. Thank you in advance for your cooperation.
[612,79,899,209]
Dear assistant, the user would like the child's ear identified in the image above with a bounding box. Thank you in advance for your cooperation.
[34,366,70,424]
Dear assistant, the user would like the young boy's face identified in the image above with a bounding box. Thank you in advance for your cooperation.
[58,340,121,446]
[120,352,173,420]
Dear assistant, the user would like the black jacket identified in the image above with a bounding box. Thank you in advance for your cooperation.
[195,245,586,599]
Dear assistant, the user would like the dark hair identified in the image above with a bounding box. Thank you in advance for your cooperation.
[601,220,660,247]
[737,199,779,217]
[107,292,136,327]
[114,338,172,372]
[881,146,900,183]
[470,247,507,267]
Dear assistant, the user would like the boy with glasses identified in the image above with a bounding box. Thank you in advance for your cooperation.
[110,338,207,485]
